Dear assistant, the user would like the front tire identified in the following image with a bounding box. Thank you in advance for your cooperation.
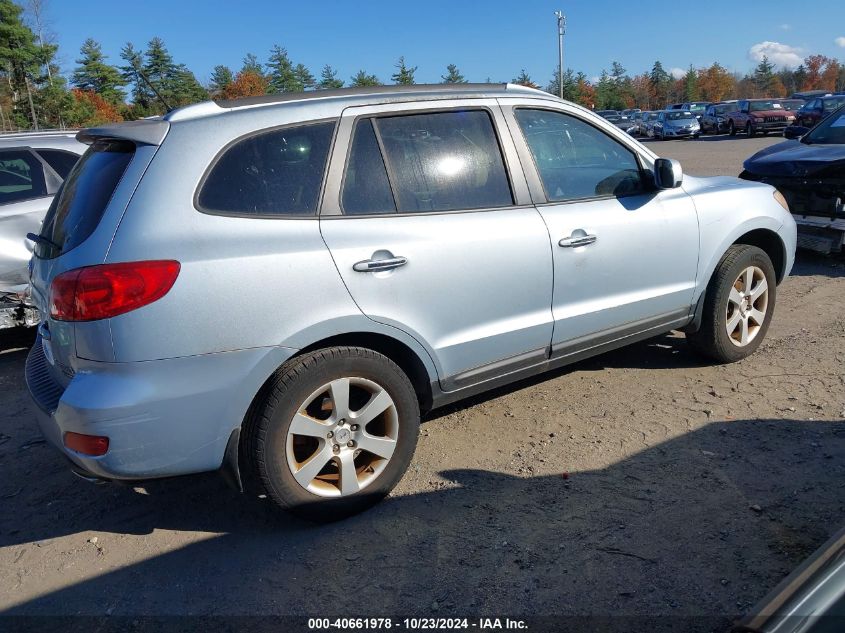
[687,245,776,363]
[244,346,420,521]
[746,122,755,137]
[729,121,737,136]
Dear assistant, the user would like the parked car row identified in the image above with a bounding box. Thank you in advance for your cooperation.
[602,92,845,141]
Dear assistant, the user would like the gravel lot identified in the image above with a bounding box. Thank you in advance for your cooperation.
[1,135,843,630]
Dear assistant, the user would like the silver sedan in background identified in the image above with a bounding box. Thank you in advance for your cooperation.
[0,131,85,328]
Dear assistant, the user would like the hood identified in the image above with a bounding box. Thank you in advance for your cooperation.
[750,109,794,117]
[743,140,845,177]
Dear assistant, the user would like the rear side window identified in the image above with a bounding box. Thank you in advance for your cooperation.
[373,110,512,214]
[34,149,80,179]
[198,121,335,216]
[0,149,47,205]
[36,140,134,259]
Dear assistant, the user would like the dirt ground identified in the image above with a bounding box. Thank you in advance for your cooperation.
[1,135,843,631]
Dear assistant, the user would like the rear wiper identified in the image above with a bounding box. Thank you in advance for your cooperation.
[26,232,61,250]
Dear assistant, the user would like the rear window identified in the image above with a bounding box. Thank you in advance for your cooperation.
[197,121,335,216]
[34,149,80,179]
[36,140,134,259]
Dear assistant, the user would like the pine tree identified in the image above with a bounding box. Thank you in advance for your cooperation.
[0,0,47,128]
[649,61,671,107]
[317,64,343,89]
[682,65,699,101]
[209,65,234,96]
[72,38,125,104]
[119,42,151,113]
[513,69,538,88]
[293,63,315,91]
[350,70,380,87]
[241,53,263,76]
[547,66,576,100]
[753,56,776,95]
[391,56,417,85]
[442,64,467,83]
[266,45,299,93]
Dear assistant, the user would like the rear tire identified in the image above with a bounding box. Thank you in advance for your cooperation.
[243,346,420,522]
[687,245,776,363]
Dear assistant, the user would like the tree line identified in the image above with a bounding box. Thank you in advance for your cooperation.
[1,0,844,131]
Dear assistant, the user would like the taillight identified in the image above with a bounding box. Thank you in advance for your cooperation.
[50,260,180,321]
[64,432,109,456]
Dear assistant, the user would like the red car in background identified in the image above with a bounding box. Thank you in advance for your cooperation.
[726,99,798,137]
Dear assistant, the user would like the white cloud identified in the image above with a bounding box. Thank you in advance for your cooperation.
[780,24,791,31]
[836,36,845,48]
[590,76,600,84]
[669,67,685,80]
[748,41,803,69]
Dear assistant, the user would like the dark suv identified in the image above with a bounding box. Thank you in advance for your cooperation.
[794,95,845,129]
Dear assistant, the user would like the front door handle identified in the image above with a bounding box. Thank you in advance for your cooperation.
[559,234,597,248]
[353,256,408,273]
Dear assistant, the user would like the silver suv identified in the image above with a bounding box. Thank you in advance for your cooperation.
[26,84,796,520]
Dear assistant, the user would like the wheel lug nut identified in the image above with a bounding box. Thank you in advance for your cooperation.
[332,444,340,453]
[347,440,356,448]
[351,424,359,431]
[327,431,334,439]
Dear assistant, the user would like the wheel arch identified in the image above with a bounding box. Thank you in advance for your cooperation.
[686,224,787,334]
[732,228,787,284]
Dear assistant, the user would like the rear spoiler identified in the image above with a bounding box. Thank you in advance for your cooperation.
[76,119,170,146]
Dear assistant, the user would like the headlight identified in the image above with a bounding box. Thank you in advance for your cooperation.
[716,116,725,122]
[773,190,790,213]
[786,115,795,121]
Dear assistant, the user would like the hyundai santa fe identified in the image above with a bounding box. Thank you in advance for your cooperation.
[25,84,796,521]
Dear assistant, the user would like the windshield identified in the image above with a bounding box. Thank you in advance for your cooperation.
[714,104,734,115]
[781,100,804,111]
[666,111,695,121]
[802,106,845,144]
[604,115,621,122]
[687,103,707,113]
[749,101,784,112]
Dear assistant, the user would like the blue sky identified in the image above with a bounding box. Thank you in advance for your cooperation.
[47,0,845,87]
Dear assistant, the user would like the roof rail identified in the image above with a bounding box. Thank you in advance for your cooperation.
[205,82,548,111]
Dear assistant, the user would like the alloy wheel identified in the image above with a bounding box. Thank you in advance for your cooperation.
[725,266,769,347]
[285,377,399,497]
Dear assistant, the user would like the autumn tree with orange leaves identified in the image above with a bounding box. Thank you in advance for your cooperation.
[220,70,268,100]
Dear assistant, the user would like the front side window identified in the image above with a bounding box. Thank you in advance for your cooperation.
[0,149,47,205]
[373,110,513,213]
[198,121,335,216]
[514,108,645,202]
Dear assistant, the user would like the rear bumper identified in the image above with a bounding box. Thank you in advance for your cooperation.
[26,338,296,480]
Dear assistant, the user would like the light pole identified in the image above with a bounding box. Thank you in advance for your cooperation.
[555,10,566,99]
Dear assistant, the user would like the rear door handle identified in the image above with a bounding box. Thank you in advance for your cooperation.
[353,256,408,272]
[559,234,597,248]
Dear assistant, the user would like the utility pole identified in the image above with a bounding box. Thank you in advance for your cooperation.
[555,10,566,99]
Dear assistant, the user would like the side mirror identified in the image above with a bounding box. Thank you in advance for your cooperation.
[654,158,683,189]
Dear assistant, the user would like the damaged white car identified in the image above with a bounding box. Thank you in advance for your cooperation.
[0,131,84,329]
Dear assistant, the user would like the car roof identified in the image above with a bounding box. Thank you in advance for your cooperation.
[165,83,553,122]
[0,131,85,153]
